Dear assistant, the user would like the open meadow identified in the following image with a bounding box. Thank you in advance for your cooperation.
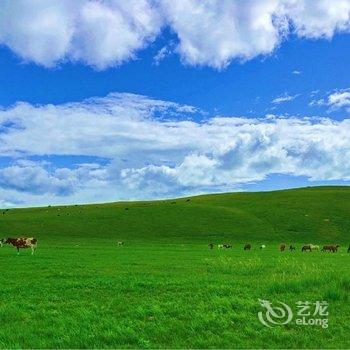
[0,186,349,348]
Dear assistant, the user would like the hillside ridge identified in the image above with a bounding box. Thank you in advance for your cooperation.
[1,186,349,243]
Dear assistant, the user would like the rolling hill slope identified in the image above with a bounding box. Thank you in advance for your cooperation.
[1,186,349,244]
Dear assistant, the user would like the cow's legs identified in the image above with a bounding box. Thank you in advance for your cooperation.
[31,246,35,255]
[17,247,20,255]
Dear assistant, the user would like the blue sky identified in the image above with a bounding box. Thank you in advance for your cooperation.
[1,33,349,117]
[0,0,350,207]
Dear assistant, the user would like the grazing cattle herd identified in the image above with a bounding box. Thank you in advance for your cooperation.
[0,237,349,255]
[209,242,349,253]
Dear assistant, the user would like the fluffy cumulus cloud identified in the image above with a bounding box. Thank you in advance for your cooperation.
[327,89,350,109]
[309,88,350,110]
[0,0,162,69]
[0,0,349,69]
[1,93,350,206]
[0,160,107,196]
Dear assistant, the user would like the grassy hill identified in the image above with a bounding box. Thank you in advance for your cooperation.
[0,186,349,348]
[1,186,350,244]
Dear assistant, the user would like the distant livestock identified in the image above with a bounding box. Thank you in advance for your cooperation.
[302,245,312,252]
[244,244,251,251]
[322,245,339,252]
[208,243,214,249]
[280,244,286,252]
[348,246,350,253]
[289,245,296,251]
[2,237,37,255]
[310,244,320,251]
[260,245,266,249]
[117,241,124,246]
[217,244,232,249]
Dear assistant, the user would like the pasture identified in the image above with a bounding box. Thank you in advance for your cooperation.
[0,186,349,348]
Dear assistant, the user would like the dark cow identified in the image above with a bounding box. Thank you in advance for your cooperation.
[289,245,296,251]
[280,243,286,252]
[223,244,232,249]
[302,245,312,252]
[208,243,214,249]
[244,244,251,251]
[322,245,340,252]
[2,237,37,255]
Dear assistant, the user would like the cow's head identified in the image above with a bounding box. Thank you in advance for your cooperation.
[0,238,7,247]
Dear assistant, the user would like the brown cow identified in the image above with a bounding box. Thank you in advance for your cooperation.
[322,245,340,253]
[244,244,251,251]
[280,243,286,252]
[2,237,37,255]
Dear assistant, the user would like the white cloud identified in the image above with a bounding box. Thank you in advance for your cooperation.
[153,43,174,65]
[292,70,301,75]
[69,0,163,69]
[161,0,286,68]
[309,89,350,110]
[153,46,169,65]
[283,0,350,39]
[272,93,299,104]
[0,0,162,69]
[309,98,325,107]
[1,93,350,206]
[327,89,350,109]
[0,160,107,196]
[0,0,349,69]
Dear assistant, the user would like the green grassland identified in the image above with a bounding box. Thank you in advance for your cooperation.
[0,186,349,348]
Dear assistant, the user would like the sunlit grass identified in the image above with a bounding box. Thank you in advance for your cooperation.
[0,187,349,348]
